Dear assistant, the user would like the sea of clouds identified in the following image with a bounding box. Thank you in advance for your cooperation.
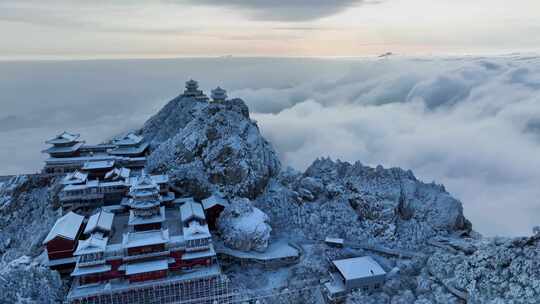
[1,55,539,236]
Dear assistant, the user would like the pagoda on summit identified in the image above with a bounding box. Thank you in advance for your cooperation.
[124,173,165,232]
[211,86,227,102]
[182,79,209,101]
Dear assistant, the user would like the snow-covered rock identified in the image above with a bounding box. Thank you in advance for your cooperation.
[0,175,60,260]
[0,175,65,303]
[256,158,470,248]
[0,175,28,210]
[143,95,280,199]
[0,255,65,303]
[217,198,272,252]
[426,235,540,303]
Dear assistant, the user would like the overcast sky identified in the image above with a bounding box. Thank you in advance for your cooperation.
[1,0,539,59]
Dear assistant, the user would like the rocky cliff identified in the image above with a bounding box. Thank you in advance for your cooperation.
[0,175,65,303]
[142,95,280,199]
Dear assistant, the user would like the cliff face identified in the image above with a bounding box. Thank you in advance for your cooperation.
[0,175,65,303]
[142,96,281,199]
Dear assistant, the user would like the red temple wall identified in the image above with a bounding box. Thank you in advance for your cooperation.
[104,259,124,279]
[46,235,79,260]
[128,270,166,283]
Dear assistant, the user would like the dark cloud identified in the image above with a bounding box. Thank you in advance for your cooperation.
[186,0,368,21]
[0,0,372,28]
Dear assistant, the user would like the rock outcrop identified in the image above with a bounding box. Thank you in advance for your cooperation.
[0,175,60,261]
[143,95,280,199]
[0,255,66,303]
[256,158,470,248]
[217,198,272,252]
[0,175,65,303]
[426,234,540,303]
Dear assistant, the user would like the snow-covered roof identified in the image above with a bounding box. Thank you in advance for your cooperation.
[125,259,169,275]
[62,171,88,185]
[104,167,131,181]
[43,212,85,244]
[180,201,206,223]
[186,79,198,87]
[109,142,149,156]
[124,197,161,209]
[122,229,169,249]
[82,160,115,171]
[325,237,345,245]
[332,256,386,281]
[71,264,111,277]
[42,142,84,154]
[183,221,211,241]
[201,194,229,210]
[74,234,109,256]
[150,174,168,184]
[129,173,159,193]
[63,179,100,192]
[84,211,114,235]
[113,133,143,146]
[46,131,80,144]
[214,240,298,261]
[211,86,228,100]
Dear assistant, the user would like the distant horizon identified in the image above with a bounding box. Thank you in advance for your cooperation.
[2,50,540,62]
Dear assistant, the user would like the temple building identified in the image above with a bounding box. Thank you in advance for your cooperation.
[43,132,84,159]
[81,160,115,179]
[324,256,386,301]
[43,212,85,273]
[59,167,173,212]
[182,79,209,101]
[48,173,230,304]
[124,173,166,232]
[109,133,149,158]
[202,193,229,231]
[211,87,228,103]
[42,132,147,175]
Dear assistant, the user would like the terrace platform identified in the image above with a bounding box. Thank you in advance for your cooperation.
[214,240,300,268]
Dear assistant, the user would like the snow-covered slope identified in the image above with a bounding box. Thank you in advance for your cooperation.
[0,175,65,303]
[143,95,281,199]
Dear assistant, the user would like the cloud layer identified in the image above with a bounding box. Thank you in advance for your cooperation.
[1,56,539,237]
[246,56,540,237]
